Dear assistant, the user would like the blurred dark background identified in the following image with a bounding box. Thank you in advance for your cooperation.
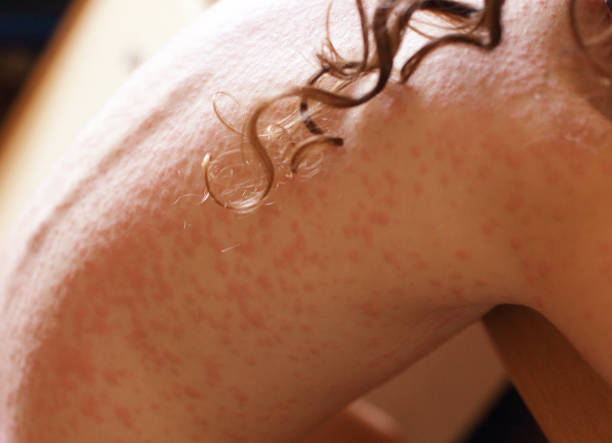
[462,384,547,443]
[0,0,70,122]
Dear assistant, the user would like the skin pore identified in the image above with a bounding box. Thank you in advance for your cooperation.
[1,0,611,442]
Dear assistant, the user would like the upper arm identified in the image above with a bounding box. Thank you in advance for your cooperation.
[0,0,544,441]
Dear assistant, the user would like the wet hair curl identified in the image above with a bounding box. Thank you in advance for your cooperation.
[203,0,507,212]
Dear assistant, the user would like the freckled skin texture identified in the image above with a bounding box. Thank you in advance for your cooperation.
[2,0,612,441]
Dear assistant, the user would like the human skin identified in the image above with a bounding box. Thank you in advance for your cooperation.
[1,0,611,442]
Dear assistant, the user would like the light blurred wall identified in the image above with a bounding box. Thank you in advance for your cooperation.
[0,0,215,241]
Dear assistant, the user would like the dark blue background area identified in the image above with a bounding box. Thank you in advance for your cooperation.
[0,0,70,122]
[0,0,69,48]
[0,12,64,48]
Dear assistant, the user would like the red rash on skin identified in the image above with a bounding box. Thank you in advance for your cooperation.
[450,272,464,281]
[226,282,269,331]
[450,287,465,300]
[229,386,249,408]
[383,250,403,273]
[13,2,612,441]
[510,237,523,252]
[410,146,423,159]
[439,173,450,187]
[204,356,223,387]
[537,261,552,280]
[357,301,381,319]
[233,261,253,277]
[474,279,488,289]
[54,346,96,388]
[504,194,525,213]
[70,295,111,338]
[214,257,230,276]
[271,219,309,271]
[112,404,134,429]
[162,350,184,368]
[300,324,313,333]
[102,368,130,387]
[503,150,524,171]
[276,274,296,294]
[180,385,204,401]
[383,169,399,187]
[546,170,561,185]
[236,240,256,257]
[303,281,315,292]
[418,164,430,176]
[347,249,361,263]
[367,210,390,226]
[520,215,533,228]
[413,180,424,197]
[454,249,471,261]
[481,218,499,236]
[359,147,375,162]
[476,164,491,181]
[78,394,104,424]
[293,299,304,316]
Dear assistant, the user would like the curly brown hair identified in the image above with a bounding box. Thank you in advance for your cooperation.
[202,0,610,212]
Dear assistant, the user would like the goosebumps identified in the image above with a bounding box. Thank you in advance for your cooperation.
[202,0,506,212]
